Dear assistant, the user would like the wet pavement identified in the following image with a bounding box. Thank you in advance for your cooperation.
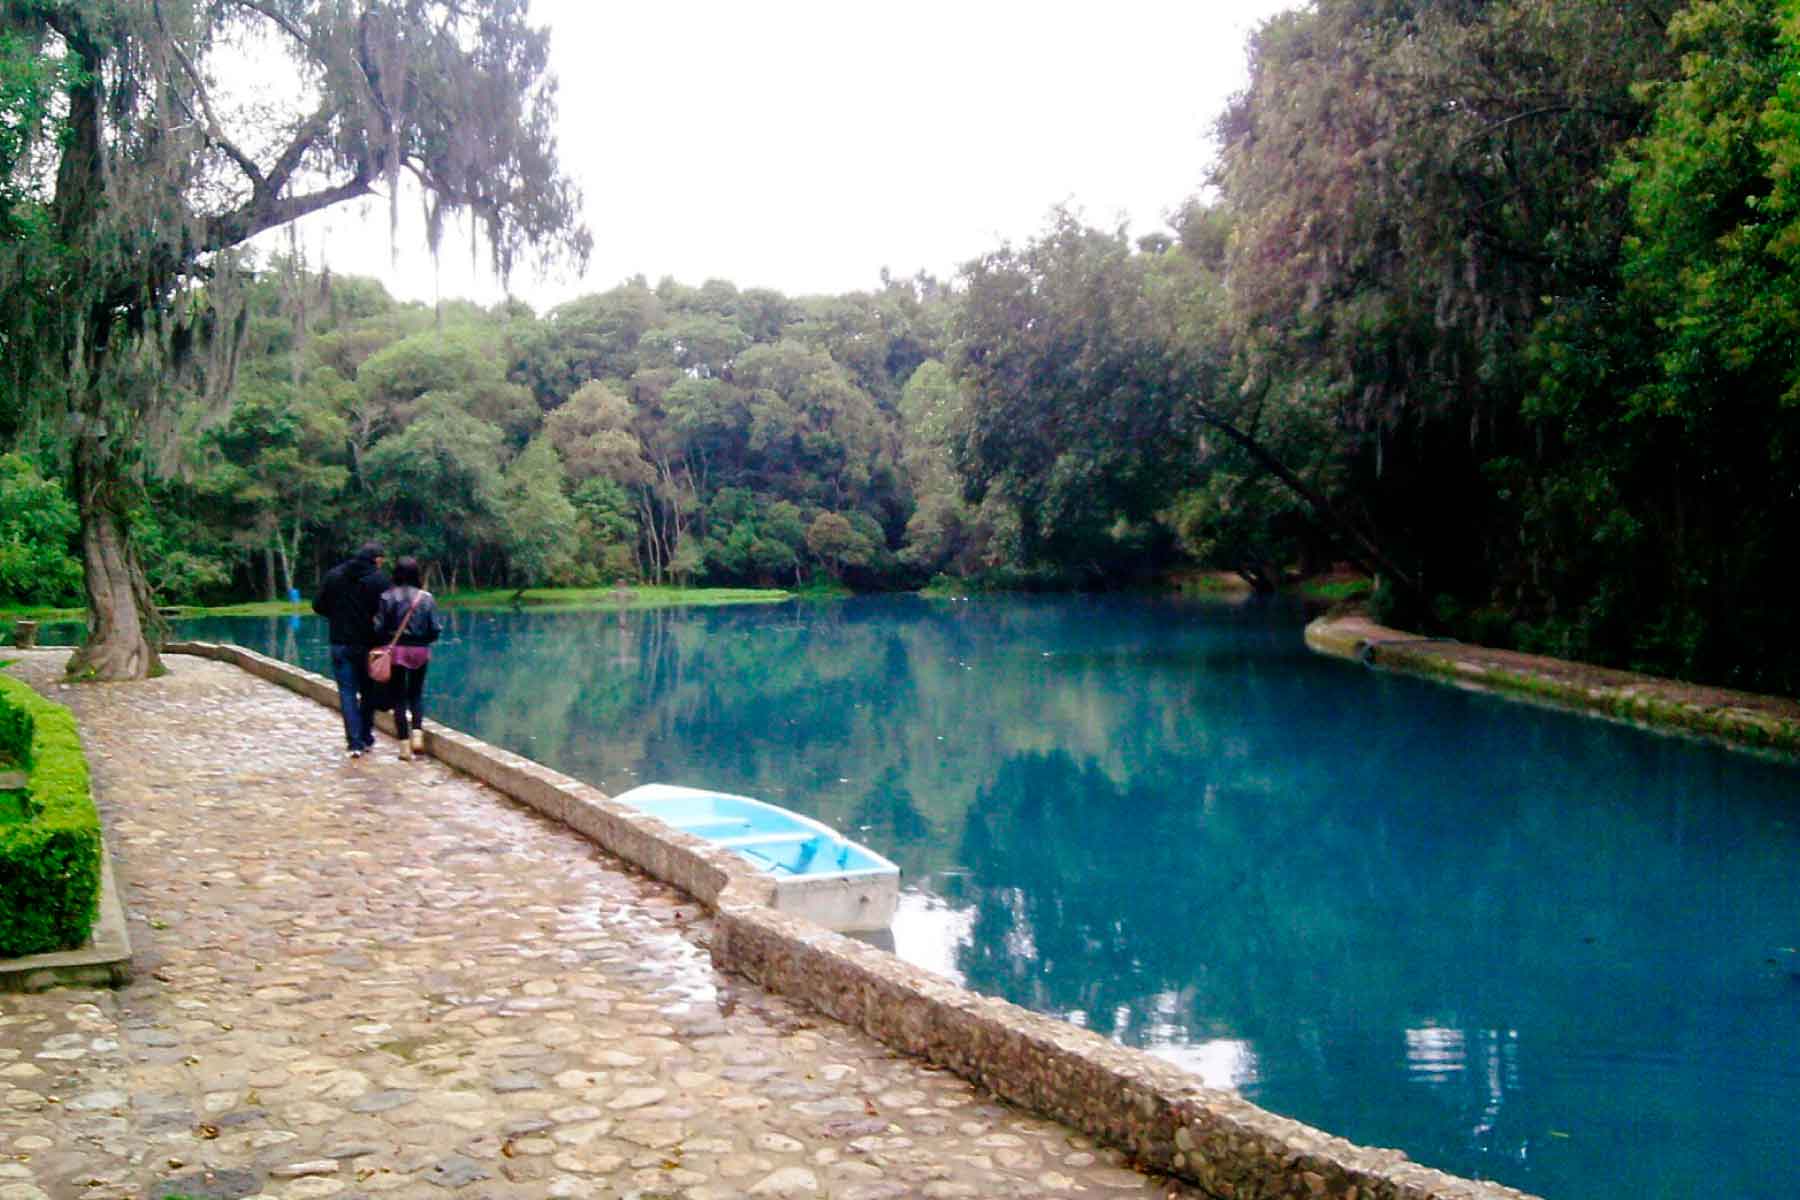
[0,651,1195,1200]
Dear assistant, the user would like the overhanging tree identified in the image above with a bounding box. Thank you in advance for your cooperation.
[0,0,588,678]
[950,211,1408,589]
[1213,0,1675,609]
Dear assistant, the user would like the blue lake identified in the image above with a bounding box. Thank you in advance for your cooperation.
[155,593,1800,1198]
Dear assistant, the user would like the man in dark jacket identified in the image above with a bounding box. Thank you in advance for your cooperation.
[312,542,391,757]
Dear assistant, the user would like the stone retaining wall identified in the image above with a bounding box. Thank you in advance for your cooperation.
[1304,615,1800,757]
[166,640,1538,1200]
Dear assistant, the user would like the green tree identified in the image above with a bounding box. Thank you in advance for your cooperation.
[0,0,586,678]
[356,326,539,455]
[951,214,1211,581]
[364,401,506,588]
[512,283,661,406]
[0,454,81,606]
[895,359,994,578]
[737,340,890,512]
[497,438,578,587]
[197,383,350,598]
[1518,0,1800,687]
[542,380,653,485]
[571,477,641,582]
[1214,0,1676,606]
[804,511,874,580]
[638,312,751,378]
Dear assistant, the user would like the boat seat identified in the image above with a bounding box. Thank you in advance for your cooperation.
[673,818,756,835]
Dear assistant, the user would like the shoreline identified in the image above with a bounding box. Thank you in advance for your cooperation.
[1305,613,1800,758]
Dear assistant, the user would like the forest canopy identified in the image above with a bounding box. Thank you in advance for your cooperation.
[5,0,1800,694]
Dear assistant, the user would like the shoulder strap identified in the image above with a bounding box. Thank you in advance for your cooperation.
[384,589,425,651]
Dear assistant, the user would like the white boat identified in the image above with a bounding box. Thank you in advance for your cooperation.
[610,783,900,933]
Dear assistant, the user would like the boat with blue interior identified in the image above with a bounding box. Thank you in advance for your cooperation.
[609,783,899,932]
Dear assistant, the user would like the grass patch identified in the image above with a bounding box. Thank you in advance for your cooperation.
[439,585,792,611]
[158,584,794,620]
[158,600,303,618]
[0,604,84,622]
[1176,572,1254,595]
[1296,576,1374,603]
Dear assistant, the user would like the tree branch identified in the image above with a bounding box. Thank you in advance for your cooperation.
[1450,104,1633,162]
[1193,399,1418,593]
[152,0,267,194]
[263,108,334,198]
[229,0,318,53]
[204,172,374,254]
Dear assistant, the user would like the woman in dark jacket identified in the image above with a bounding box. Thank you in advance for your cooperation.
[373,556,443,761]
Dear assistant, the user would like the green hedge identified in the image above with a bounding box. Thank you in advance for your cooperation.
[0,674,99,957]
[0,680,29,764]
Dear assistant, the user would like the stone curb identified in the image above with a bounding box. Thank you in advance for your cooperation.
[1304,615,1800,758]
[164,639,1539,1200]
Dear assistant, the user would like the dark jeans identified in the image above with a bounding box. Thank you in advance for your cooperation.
[329,643,377,751]
[391,662,429,739]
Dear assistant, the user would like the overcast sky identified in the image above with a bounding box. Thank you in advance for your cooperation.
[269,0,1299,311]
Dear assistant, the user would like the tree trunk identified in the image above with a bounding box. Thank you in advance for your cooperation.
[53,34,165,683]
[65,487,163,681]
[637,488,665,584]
[273,520,297,597]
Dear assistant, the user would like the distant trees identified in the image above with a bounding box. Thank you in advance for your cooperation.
[951,216,1200,582]
[948,209,1382,591]
[7,0,1797,693]
[128,269,950,598]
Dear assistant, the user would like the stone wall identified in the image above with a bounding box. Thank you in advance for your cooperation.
[1303,615,1800,757]
[166,640,1539,1200]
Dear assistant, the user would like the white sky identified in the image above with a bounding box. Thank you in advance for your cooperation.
[271,0,1300,310]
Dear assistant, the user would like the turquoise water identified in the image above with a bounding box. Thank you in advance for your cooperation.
[160,595,1800,1198]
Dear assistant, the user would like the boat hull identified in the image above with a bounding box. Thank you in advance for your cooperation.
[610,783,900,933]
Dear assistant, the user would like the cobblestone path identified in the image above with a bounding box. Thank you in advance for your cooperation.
[0,652,1195,1200]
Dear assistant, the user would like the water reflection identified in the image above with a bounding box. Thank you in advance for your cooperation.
[172,595,1800,1200]
[1152,1034,1260,1092]
[1406,1024,1468,1084]
[889,891,973,984]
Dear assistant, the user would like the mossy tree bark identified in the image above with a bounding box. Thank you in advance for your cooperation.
[65,432,164,681]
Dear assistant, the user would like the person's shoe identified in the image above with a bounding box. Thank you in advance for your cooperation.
[398,742,413,762]
[409,729,425,753]
[348,747,364,759]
